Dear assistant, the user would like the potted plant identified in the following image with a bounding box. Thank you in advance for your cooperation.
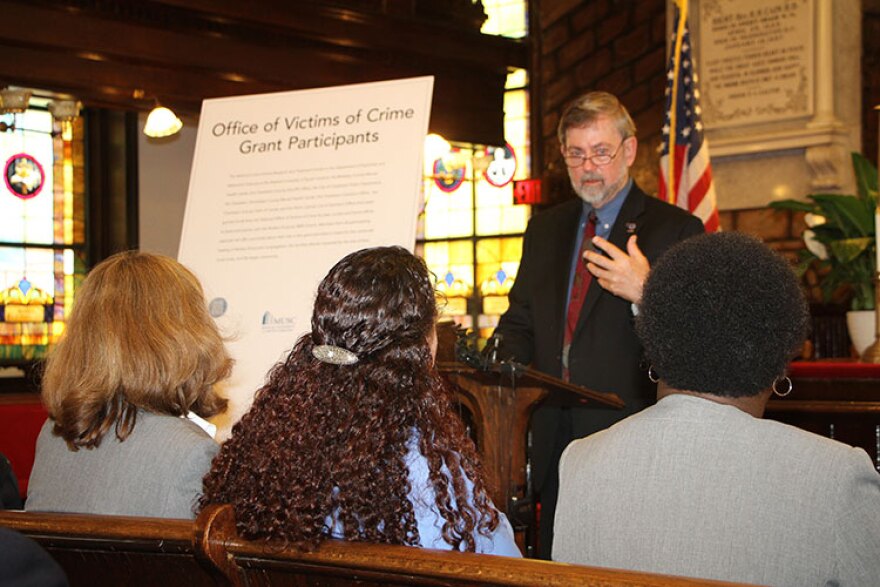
[769,152,879,354]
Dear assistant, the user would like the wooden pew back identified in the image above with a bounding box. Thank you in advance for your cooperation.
[0,509,219,587]
[1,505,755,587]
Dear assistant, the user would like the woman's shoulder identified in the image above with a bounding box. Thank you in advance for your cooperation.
[757,416,869,459]
[134,411,218,449]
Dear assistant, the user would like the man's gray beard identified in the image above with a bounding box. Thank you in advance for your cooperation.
[575,184,607,206]
[572,175,627,208]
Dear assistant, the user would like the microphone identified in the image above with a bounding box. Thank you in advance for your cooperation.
[482,333,503,368]
[484,332,527,377]
[453,328,526,377]
[453,328,483,369]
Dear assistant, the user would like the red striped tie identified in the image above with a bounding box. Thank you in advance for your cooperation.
[562,211,597,381]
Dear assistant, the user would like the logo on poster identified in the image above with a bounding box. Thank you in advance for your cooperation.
[261,311,296,333]
[208,297,228,318]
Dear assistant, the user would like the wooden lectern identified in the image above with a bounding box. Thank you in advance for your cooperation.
[435,323,624,546]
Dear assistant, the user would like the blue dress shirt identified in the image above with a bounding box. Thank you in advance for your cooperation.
[327,431,521,557]
[565,179,633,311]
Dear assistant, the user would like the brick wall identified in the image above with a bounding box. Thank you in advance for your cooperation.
[865,0,880,170]
[719,208,804,262]
[536,0,667,206]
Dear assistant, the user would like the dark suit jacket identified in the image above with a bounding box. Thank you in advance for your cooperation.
[0,528,68,587]
[495,184,705,486]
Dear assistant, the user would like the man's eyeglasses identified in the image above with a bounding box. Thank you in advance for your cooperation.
[563,140,627,168]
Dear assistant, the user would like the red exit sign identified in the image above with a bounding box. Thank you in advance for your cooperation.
[513,178,542,205]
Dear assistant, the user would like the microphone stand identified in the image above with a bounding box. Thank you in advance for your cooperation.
[452,328,534,554]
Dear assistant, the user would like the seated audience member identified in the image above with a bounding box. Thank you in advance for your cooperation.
[27,251,232,519]
[0,528,68,587]
[553,232,880,585]
[200,246,520,556]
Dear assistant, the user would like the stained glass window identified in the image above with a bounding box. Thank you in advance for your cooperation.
[418,0,529,338]
[417,62,531,339]
[481,0,528,38]
[0,104,86,361]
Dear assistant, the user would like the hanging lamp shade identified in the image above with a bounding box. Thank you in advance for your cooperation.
[143,105,182,137]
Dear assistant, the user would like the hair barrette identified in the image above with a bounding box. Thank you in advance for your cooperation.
[312,344,359,365]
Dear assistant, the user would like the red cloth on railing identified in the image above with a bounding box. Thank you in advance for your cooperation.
[789,360,880,379]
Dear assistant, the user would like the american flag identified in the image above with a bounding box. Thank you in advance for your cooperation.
[658,0,719,232]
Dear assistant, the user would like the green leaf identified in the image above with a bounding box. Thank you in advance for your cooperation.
[793,256,814,277]
[773,152,879,310]
[811,194,874,236]
[768,200,815,213]
[828,237,872,263]
[809,224,842,243]
[852,152,879,203]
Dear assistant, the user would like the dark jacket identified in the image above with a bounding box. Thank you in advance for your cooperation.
[495,184,705,482]
[0,452,22,510]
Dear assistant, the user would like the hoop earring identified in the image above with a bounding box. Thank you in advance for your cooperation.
[648,365,660,384]
[772,376,792,397]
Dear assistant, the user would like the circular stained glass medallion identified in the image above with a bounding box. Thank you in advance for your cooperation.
[4,153,45,200]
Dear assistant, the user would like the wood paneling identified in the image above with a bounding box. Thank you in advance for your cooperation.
[0,0,529,145]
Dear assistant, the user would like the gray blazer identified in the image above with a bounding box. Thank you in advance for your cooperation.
[553,394,880,586]
[27,411,218,519]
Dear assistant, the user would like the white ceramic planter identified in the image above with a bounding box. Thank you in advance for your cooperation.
[846,310,876,357]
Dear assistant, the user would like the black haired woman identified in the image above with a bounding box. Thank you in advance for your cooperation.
[553,232,880,585]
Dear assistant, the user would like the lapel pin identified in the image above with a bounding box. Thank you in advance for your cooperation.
[625,222,637,234]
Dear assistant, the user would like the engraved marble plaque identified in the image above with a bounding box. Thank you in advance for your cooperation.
[699,0,813,128]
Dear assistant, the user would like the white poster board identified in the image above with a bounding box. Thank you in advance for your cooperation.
[179,77,434,437]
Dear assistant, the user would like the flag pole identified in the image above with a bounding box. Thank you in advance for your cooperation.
[667,0,688,204]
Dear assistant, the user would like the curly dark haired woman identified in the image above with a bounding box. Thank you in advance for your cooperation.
[200,246,520,556]
[553,232,880,585]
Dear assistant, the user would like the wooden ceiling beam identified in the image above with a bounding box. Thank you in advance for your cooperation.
[0,43,278,112]
[147,0,528,69]
[0,2,373,86]
[0,0,520,144]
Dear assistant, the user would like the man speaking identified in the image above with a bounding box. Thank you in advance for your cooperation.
[493,91,705,558]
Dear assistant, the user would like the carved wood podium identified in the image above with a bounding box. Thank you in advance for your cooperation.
[435,324,624,540]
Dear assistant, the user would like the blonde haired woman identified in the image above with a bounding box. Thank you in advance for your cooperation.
[27,251,231,519]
